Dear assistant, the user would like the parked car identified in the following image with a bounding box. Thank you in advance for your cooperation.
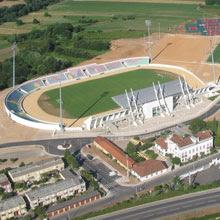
[87,154,93,160]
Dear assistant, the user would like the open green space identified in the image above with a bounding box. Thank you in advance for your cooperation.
[207,43,220,63]
[39,69,173,118]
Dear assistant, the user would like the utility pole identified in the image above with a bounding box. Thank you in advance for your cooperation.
[144,33,146,55]
[12,42,16,88]
[158,22,160,40]
[145,20,152,61]
[210,40,216,84]
[126,154,129,179]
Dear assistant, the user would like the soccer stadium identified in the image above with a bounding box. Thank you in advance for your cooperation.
[4,50,219,135]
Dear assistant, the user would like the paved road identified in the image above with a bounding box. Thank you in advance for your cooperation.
[92,188,220,220]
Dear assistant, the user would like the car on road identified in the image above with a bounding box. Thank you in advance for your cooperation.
[87,154,93,160]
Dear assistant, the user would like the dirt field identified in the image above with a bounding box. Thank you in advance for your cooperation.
[0,0,25,8]
[0,145,54,169]
[0,33,219,143]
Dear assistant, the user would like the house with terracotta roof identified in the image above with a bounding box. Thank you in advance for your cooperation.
[0,174,12,193]
[155,130,213,162]
[93,136,169,181]
[93,136,135,170]
[130,159,168,181]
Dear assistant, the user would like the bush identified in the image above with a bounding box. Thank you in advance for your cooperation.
[16,19,23,26]
[33,18,40,24]
[10,158,17,163]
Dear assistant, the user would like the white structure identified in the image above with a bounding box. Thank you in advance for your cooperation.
[155,130,213,163]
[130,159,169,181]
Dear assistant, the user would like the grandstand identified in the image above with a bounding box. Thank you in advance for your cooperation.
[104,60,124,71]
[46,73,68,85]
[85,64,107,76]
[20,79,44,93]
[124,57,150,67]
[65,68,85,80]
[7,90,24,103]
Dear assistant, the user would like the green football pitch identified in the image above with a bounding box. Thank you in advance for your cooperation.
[39,69,174,119]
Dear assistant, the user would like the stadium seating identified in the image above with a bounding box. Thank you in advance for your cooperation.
[16,112,37,122]
[124,57,149,67]
[104,61,124,71]
[85,64,107,75]
[6,101,20,113]
[7,90,24,103]
[20,79,44,93]
[46,73,68,85]
[65,68,85,79]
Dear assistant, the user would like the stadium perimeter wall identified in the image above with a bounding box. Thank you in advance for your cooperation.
[4,62,205,131]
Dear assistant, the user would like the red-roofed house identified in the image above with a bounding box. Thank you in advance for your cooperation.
[0,174,12,193]
[93,136,169,181]
[93,136,135,170]
[154,130,213,162]
[131,159,168,181]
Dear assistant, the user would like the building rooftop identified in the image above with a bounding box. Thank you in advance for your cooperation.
[132,159,167,177]
[0,174,10,187]
[112,80,189,109]
[60,168,79,180]
[94,136,135,169]
[47,190,100,213]
[155,138,167,150]
[0,196,25,212]
[9,157,63,179]
[25,178,83,201]
[195,130,212,141]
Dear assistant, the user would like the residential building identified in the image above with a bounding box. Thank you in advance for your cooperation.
[0,174,12,193]
[94,136,168,181]
[94,136,135,170]
[0,196,27,220]
[8,157,64,183]
[155,130,213,162]
[25,177,86,209]
[131,159,168,181]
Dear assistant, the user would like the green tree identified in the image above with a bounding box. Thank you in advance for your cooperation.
[33,18,40,24]
[189,118,207,134]
[207,118,218,134]
[16,20,24,26]
[34,206,46,219]
[172,157,181,165]
[215,122,220,147]
[19,162,25,167]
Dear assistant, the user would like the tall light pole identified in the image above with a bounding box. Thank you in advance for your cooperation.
[158,22,160,40]
[145,20,152,61]
[59,74,64,132]
[210,40,216,84]
[12,42,16,88]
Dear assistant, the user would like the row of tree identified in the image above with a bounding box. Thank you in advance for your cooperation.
[206,0,220,5]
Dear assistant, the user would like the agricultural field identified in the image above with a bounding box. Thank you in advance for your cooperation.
[38,69,174,118]
[207,43,220,64]
[0,1,209,36]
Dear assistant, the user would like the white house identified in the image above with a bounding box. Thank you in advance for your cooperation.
[155,130,213,162]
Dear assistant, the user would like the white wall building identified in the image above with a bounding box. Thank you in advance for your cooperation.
[155,130,213,162]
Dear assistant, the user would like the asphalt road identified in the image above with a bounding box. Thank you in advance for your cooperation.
[93,189,220,220]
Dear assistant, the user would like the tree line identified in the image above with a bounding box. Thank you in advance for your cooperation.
[0,22,110,90]
[0,0,61,25]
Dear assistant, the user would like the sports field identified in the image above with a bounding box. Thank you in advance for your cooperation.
[38,69,174,119]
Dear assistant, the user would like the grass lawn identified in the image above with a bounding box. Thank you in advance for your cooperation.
[207,43,220,64]
[39,69,173,118]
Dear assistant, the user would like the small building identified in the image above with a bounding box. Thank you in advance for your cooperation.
[46,191,101,218]
[0,174,12,193]
[25,177,86,209]
[8,157,64,183]
[155,130,213,162]
[131,159,168,181]
[94,136,135,170]
[0,196,27,220]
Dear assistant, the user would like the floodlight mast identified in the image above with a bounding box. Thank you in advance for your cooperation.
[12,42,16,89]
[145,20,152,61]
[210,40,216,84]
[59,74,64,132]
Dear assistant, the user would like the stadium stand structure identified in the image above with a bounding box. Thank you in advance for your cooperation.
[65,68,85,80]
[5,56,213,131]
[186,18,220,36]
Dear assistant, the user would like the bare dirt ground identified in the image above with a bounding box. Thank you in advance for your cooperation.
[0,33,219,144]
[0,145,54,169]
